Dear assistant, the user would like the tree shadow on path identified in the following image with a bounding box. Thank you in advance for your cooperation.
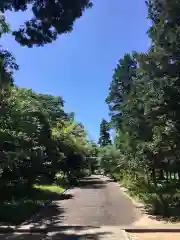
[21,193,73,228]
[77,177,107,189]
[0,226,112,240]
[0,183,73,226]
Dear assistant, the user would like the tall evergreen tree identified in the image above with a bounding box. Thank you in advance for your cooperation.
[102,1,180,213]
[106,53,137,129]
[98,119,111,147]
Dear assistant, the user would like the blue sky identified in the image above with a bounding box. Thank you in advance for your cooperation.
[1,0,149,141]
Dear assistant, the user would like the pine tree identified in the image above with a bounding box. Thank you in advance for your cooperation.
[98,119,111,147]
[139,0,180,179]
[106,53,137,129]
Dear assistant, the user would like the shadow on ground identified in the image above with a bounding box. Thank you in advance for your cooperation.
[82,177,101,181]
[0,184,73,226]
[21,194,73,227]
[105,178,117,183]
[77,177,107,189]
[0,226,112,240]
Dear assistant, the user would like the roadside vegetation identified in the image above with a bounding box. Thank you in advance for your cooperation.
[0,69,100,224]
[98,1,180,220]
[0,83,96,225]
[2,0,180,225]
[0,0,97,225]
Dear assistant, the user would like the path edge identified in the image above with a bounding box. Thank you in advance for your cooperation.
[122,230,131,240]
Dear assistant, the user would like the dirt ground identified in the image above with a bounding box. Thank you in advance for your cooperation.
[128,232,180,240]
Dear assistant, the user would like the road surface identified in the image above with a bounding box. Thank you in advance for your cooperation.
[0,175,141,239]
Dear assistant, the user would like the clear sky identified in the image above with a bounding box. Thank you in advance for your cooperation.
[1,0,149,142]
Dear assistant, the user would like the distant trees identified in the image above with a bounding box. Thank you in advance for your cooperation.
[85,141,100,174]
[98,119,111,147]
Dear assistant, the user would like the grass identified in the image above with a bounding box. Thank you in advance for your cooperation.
[33,184,64,194]
[0,182,65,225]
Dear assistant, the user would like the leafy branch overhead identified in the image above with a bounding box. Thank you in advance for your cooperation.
[0,0,93,47]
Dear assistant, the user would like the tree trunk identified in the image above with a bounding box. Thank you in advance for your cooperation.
[159,169,164,180]
[178,171,180,182]
[152,168,157,187]
[174,172,176,180]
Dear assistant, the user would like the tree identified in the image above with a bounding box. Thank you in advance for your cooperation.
[98,119,111,147]
[52,117,89,180]
[98,145,123,176]
[0,83,91,188]
[0,0,93,47]
[100,0,180,216]
[106,53,137,129]
[0,14,17,87]
[85,141,100,174]
[0,14,9,38]
[0,0,94,187]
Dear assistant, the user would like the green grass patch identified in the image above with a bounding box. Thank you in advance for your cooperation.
[33,184,64,194]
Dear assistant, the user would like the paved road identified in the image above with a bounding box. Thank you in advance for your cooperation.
[26,175,140,227]
[60,175,140,226]
[0,175,141,239]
